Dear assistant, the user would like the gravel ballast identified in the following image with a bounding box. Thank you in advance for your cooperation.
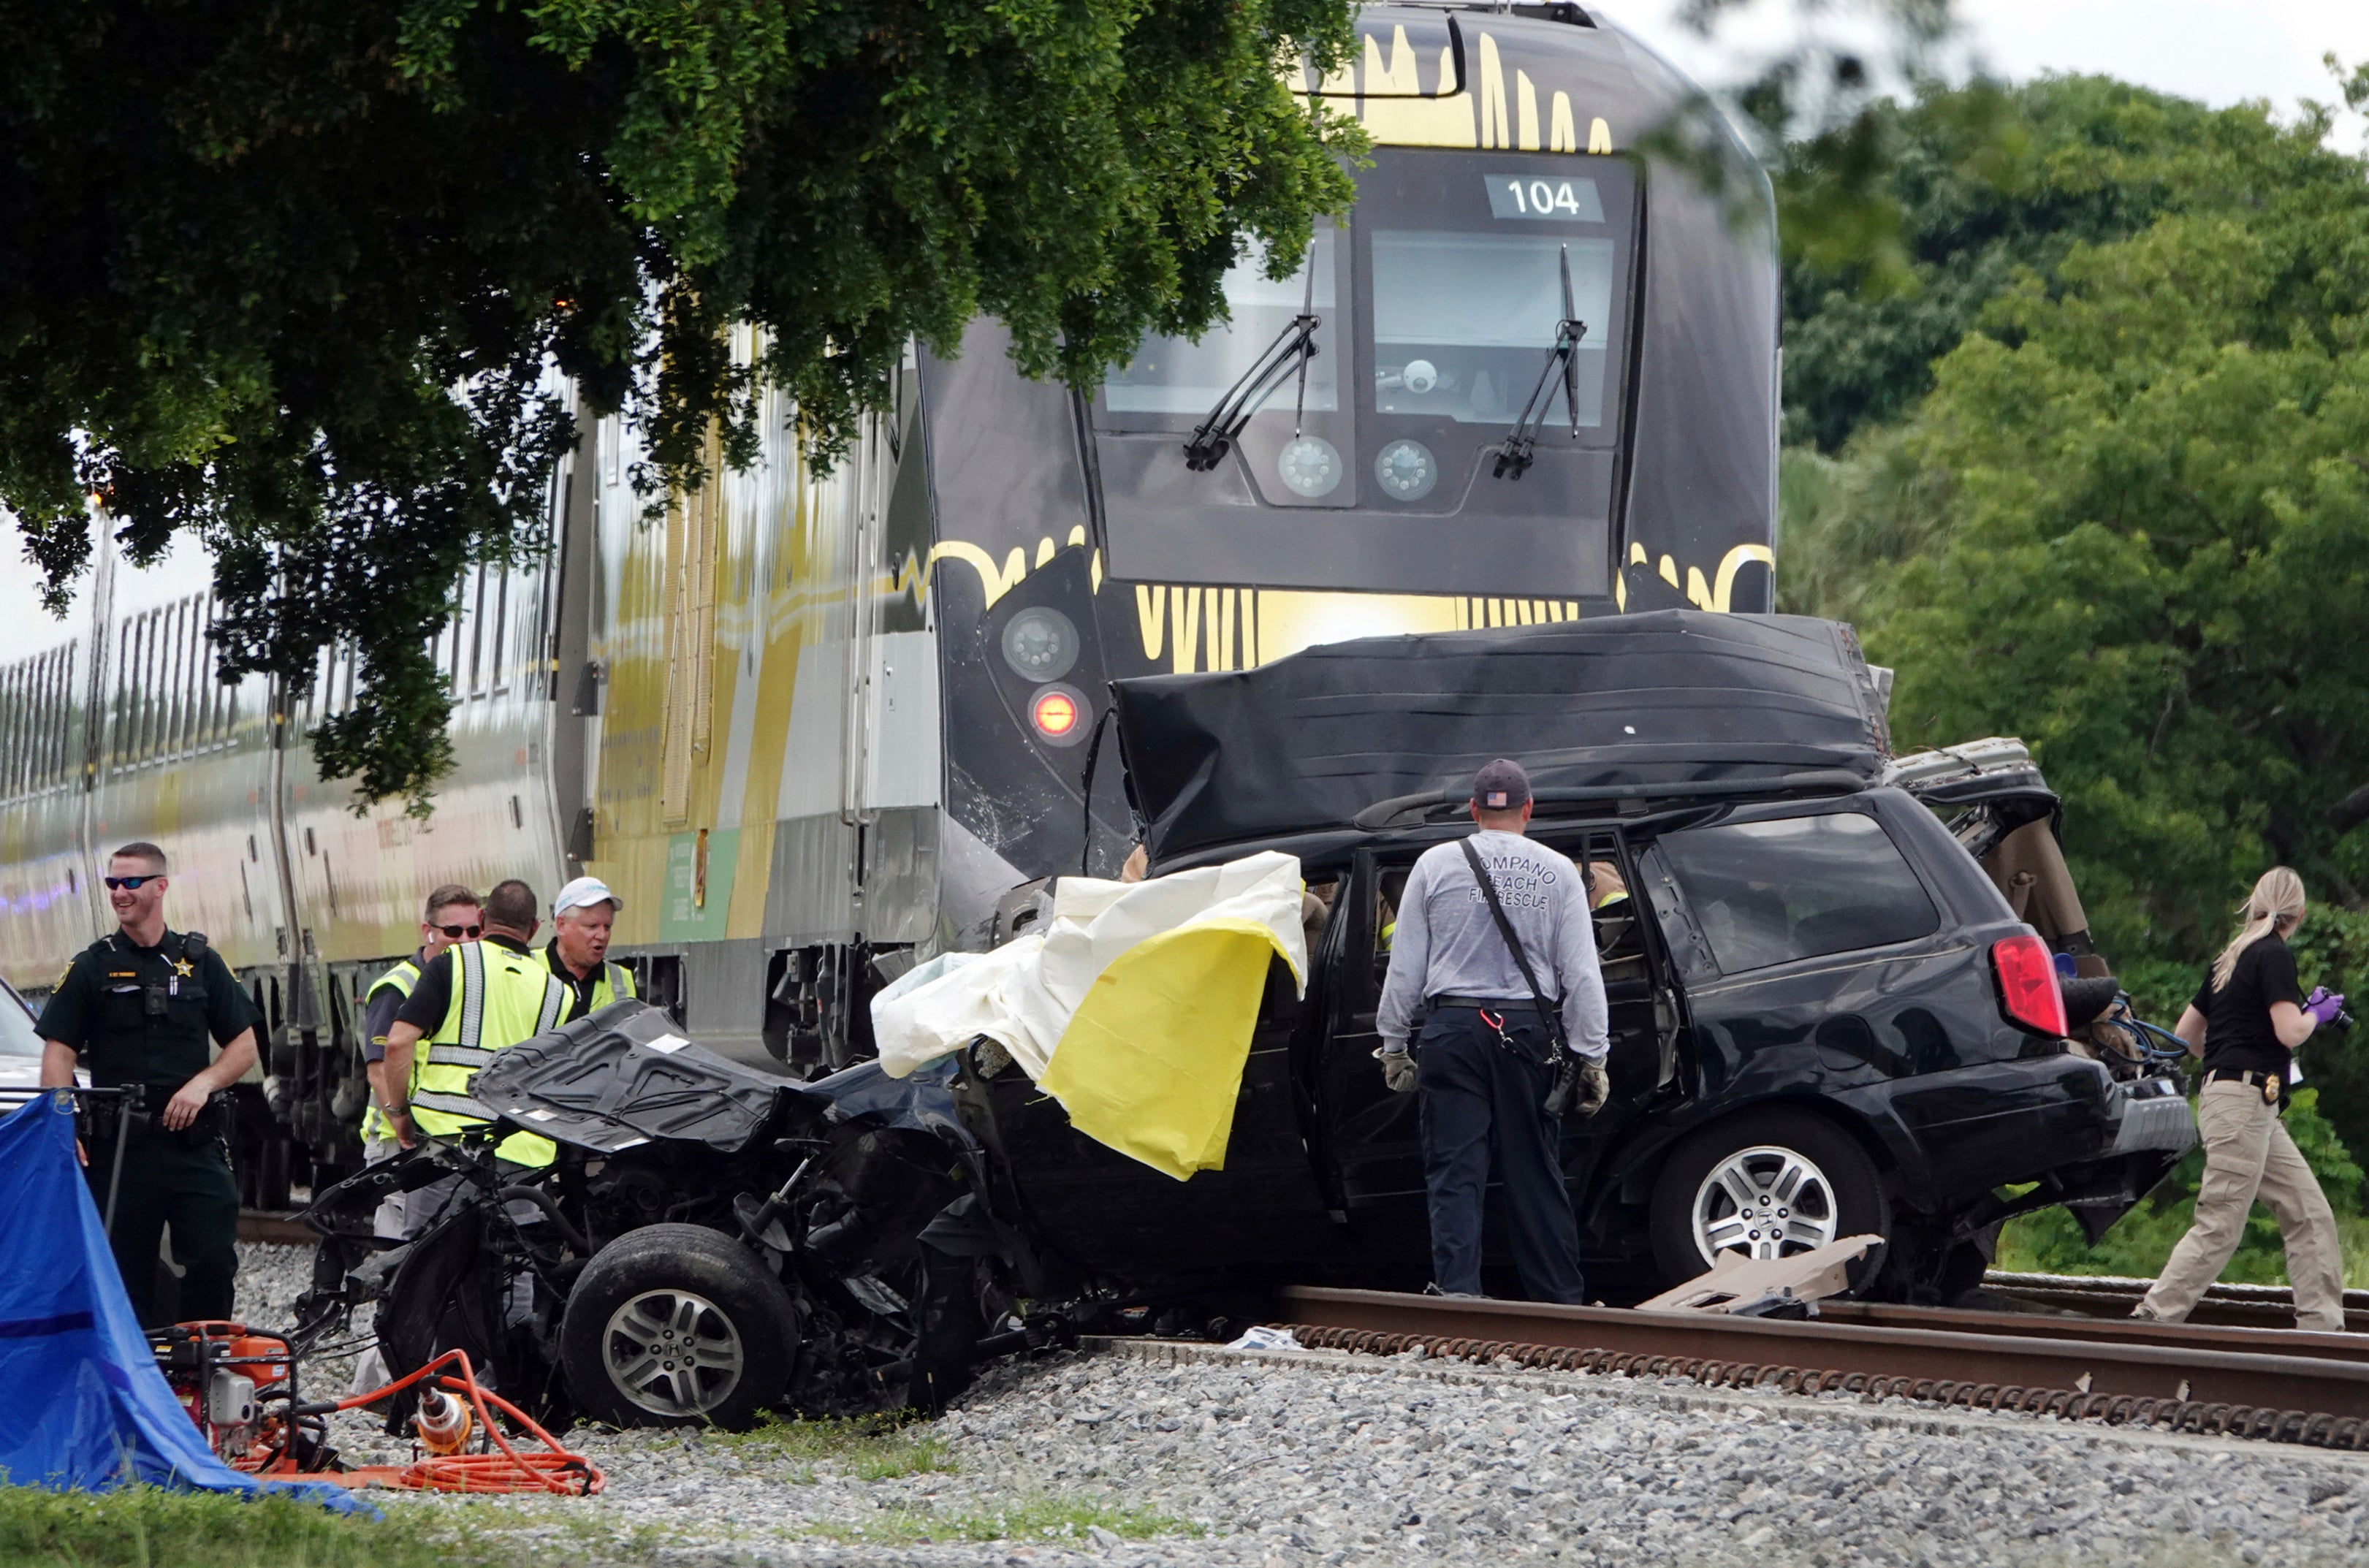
[234,1243,2369,1565]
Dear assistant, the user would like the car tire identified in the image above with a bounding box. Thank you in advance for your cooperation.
[1647,1108,1889,1290]
[560,1224,796,1430]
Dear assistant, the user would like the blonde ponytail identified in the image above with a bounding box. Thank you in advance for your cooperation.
[2209,867,2307,992]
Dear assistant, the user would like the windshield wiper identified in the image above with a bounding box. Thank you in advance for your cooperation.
[1184,242,1321,472]
[1494,245,1588,481]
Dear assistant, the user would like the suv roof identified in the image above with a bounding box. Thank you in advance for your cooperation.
[1116,610,1891,869]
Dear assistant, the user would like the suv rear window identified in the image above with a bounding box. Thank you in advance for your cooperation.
[1657,812,1940,974]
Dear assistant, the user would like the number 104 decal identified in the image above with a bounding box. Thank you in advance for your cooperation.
[1486,176,1607,223]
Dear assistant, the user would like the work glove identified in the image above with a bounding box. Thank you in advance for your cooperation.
[1575,1059,1611,1117]
[1378,1048,1418,1094]
[2305,988,2348,1026]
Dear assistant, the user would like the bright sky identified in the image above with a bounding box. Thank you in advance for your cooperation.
[9,1,2369,647]
[1602,0,2369,148]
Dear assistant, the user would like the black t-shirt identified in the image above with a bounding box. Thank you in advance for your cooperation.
[34,929,264,1090]
[2192,933,2305,1079]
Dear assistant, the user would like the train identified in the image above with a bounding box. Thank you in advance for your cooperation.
[0,3,1779,1203]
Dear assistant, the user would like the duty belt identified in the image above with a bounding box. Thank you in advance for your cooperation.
[1430,994,1558,1013]
[2203,1067,2286,1106]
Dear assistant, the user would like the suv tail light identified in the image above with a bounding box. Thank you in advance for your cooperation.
[1992,934,2068,1036]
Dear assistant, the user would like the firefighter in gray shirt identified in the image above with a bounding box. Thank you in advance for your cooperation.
[1377,759,1610,1302]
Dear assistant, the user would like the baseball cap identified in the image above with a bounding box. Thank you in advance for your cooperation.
[1471,758,1532,810]
[553,875,623,916]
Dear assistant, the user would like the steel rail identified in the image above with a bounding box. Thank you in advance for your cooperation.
[1982,1271,2369,1334]
[1813,1301,2369,1364]
[1273,1285,2369,1450]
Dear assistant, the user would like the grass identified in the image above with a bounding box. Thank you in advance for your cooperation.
[1999,1186,2369,1288]
[708,1410,957,1482]
[0,1485,504,1568]
[807,1495,1201,1546]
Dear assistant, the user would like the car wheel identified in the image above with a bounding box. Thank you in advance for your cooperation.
[1648,1108,1888,1289]
[560,1224,796,1429]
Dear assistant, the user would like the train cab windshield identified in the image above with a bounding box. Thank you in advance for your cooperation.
[1092,149,1637,601]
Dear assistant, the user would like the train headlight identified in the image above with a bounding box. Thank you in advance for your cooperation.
[1276,436,1343,498]
[1374,440,1438,503]
[1029,683,1089,746]
[1001,606,1080,682]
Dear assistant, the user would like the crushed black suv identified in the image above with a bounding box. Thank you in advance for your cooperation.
[298,612,2196,1427]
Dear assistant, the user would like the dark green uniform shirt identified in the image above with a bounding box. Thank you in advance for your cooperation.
[34,929,263,1090]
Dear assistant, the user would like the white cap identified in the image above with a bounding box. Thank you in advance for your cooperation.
[553,875,622,917]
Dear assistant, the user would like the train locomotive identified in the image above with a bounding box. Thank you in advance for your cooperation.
[0,4,1779,1195]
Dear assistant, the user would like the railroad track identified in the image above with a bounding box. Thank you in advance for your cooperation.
[1272,1284,2369,1452]
[1982,1269,2369,1334]
[237,1210,315,1245]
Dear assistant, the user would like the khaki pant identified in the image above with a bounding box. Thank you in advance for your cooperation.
[2140,1080,2346,1332]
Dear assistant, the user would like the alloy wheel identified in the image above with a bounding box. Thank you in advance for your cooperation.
[601,1288,747,1418]
[1690,1143,1841,1263]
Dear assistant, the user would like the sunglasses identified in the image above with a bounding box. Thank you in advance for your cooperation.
[433,923,484,940]
[104,875,161,891]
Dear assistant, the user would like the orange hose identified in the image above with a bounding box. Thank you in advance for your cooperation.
[237,1347,602,1495]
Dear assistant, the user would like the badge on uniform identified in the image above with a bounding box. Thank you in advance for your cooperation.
[2265,1078,2281,1105]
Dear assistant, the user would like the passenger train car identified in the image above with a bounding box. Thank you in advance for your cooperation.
[0,4,1778,1194]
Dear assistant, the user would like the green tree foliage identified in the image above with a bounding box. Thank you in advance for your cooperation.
[1779,75,2368,452]
[1867,205,2369,962]
[1776,75,2369,1268]
[1773,76,2369,959]
[0,0,1358,807]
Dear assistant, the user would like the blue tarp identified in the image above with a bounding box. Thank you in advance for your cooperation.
[0,1089,368,1512]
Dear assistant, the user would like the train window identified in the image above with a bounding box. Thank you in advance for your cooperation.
[1078,148,1632,598]
[470,566,490,695]
[490,566,510,693]
[1103,228,1341,419]
[107,618,132,769]
[1370,229,1616,427]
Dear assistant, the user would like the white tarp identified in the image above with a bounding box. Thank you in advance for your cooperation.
[871,850,1307,1081]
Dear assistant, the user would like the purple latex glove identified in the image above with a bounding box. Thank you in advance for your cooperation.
[2305,988,2346,1026]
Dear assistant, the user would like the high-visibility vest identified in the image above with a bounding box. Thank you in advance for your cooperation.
[361,956,422,1143]
[545,943,637,1019]
[409,940,568,1168]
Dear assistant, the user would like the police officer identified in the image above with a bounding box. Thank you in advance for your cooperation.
[1376,761,1611,1304]
[36,842,264,1325]
[544,875,636,1023]
[379,879,568,1226]
[2137,867,2349,1331]
[359,885,482,1223]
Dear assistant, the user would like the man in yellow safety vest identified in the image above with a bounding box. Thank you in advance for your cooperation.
[379,879,568,1233]
[360,883,482,1233]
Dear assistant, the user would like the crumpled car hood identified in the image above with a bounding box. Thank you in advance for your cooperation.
[471,999,971,1154]
[472,1000,792,1154]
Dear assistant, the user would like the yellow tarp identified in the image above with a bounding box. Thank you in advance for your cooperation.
[1038,919,1290,1181]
